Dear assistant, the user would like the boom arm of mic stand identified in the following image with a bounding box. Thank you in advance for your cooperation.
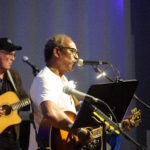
[133,94,150,110]
[104,75,114,83]
[32,67,40,76]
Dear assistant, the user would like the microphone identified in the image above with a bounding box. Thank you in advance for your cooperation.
[76,59,108,67]
[22,56,40,75]
[63,86,100,103]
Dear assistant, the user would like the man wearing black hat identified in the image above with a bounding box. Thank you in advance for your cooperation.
[0,38,29,150]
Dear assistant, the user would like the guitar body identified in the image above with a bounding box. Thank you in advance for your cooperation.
[0,92,21,133]
[38,108,141,150]
[38,111,101,150]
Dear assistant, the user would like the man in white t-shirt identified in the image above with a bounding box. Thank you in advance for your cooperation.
[29,34,135,150]
[29,34,93,150]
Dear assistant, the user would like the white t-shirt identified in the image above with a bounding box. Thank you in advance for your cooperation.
[29,66,76,150]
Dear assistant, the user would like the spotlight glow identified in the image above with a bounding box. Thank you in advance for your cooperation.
[97,72,106,79]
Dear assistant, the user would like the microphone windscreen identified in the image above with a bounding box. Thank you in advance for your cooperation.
[76,59,84,66]
[63,86,72,95]
[22,56,28,62]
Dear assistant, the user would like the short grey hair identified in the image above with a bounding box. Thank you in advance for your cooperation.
[44,34,72,62]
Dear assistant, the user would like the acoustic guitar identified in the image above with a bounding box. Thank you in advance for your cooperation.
[38,109,141,150]
[38,111,104,150]
[0,91,31,133]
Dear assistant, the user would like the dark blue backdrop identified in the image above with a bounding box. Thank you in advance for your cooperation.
[0,0,149,149]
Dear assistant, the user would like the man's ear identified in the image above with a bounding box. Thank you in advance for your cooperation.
[53,47,60,58]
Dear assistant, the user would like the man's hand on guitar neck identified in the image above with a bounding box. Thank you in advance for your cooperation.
[122,115,135,131]
[77,128,94,146]
[0,105,5,116]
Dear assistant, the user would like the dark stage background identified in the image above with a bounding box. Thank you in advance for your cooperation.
[130,0,150,149]
[0,0,149,149]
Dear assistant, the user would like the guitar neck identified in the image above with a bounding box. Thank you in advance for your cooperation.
[11,98,31,111]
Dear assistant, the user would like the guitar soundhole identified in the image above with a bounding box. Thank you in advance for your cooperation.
[2,105,12,115]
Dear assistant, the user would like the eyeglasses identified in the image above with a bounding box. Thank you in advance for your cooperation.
[61,47,79,56]
[0,51,16,59]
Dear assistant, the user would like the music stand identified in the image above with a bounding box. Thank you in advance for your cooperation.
[70,80,138,150]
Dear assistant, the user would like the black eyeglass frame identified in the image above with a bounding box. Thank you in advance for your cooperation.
[60,47,79,56]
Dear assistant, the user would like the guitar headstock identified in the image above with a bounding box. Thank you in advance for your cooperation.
[131,107,141,127]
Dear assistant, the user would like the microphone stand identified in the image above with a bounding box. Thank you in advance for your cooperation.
[24,63,46,149]
[133,94,150,110]
[32,67,40,76]
[92,66,149,149]
[89,103,146,150]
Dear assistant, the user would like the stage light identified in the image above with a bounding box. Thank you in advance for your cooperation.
[97,72,106,79]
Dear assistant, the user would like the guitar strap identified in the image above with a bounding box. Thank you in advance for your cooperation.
[72,95,81,111]
[7,70,19,97]
[7,70,21,140]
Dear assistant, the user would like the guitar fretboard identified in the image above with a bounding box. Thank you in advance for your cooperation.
[11,98,31,110]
